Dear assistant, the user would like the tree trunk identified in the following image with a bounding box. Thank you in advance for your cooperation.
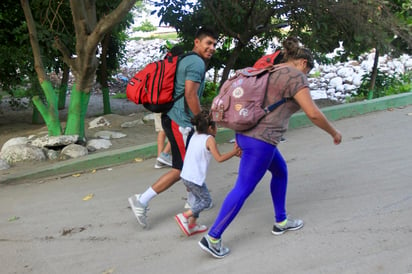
[100,33,112,114]
[32,106,43,125]
[32,81,61,135]
[219,44,245,87]
[21,0,62,135]
[368,47,380,99]
[65,85,91,140]
[58,64,70,110]
[23,0,137,138]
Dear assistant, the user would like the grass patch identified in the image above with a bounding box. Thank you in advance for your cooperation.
[129,32,178,41]
[111,93,127,99]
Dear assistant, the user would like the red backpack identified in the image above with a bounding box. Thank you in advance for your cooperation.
[252,50,283,69]
[126,52,195,113]
[210,66,287,132]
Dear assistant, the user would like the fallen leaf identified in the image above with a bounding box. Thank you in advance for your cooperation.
[8,216,20,222]
[102,268,115,274]
[91,169,96,173]
[82,193,94,201]
[72,173,81,177]
[134,157,143,162]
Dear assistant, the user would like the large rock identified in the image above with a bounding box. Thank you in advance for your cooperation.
[89,117,111,129]
[0,144,46,164]
[0,137,29,154]
[0,159,10,170]
[86,139,112,152]
[94,131,127,140]
[60,144,88,159]
[31,135,79,148]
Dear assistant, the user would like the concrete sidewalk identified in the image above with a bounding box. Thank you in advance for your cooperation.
[1,92,412,184]
[0,95,411,273]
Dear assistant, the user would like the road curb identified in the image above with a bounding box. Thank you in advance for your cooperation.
[1,92,411,184]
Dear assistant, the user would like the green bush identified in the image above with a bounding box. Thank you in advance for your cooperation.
[201,81,219,108]
[357,69,412,99]
[134,20,157,32]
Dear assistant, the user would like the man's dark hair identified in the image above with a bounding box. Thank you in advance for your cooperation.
[195,26,218,40]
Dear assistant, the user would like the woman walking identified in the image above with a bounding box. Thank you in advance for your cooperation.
[199,36,342,258]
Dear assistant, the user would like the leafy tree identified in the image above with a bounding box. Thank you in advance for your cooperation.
[151,0,287,85]
[152,0,411,93]
[281,0,412,98]
[96,2,134,115]
[20,0,138,138]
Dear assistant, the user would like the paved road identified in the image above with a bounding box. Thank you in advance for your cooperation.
[1,106,411,274]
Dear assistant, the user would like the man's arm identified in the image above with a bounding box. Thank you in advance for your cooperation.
[184,80,202,116]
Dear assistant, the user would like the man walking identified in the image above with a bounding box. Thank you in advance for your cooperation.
[128,27,218,228]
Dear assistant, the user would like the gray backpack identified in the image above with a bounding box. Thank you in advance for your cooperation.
[210,66,287,131]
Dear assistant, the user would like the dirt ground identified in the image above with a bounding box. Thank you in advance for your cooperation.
[0,95,159,172]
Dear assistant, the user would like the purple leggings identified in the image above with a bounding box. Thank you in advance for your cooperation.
[208,134,288,239]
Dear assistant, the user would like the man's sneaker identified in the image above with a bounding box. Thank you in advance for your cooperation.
[271,218,304,235]
[198,235,230,259]
[154,160,168,169]
[174,213,190,236]
[157,152,172,166]
[188,224,208,236]
[128,194,148,228]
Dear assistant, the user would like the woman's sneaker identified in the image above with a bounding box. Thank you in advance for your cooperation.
[271,218,304,235]
[198,235,230,259]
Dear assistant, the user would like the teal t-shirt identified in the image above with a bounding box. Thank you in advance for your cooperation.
[167,53,206,128]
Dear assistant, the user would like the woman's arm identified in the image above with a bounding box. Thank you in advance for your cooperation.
[294,88,342,145]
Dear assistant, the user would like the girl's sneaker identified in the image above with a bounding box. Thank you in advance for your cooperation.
[188,224,207,236]
[175,213,207,236]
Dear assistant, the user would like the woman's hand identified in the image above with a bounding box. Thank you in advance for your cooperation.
[332,130,342,145]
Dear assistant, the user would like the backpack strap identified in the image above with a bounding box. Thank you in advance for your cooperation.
[263,98,289,113]
[173,51,202,114]
[263,65,289,114]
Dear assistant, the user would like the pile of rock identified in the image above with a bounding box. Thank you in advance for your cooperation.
[309,53,412,102]
[121,38,412,102]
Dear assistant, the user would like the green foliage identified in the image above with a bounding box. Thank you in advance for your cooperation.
[111,93,127,99]
[134,19,157,32]
[357,69,412,99]
[201,81,219,107]
[130,32,178,41]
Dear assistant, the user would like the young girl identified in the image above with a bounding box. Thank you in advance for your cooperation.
[174,110,241,236]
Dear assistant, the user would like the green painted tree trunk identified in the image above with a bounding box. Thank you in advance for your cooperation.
[32,80,61,136]
[64,85,90,140]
